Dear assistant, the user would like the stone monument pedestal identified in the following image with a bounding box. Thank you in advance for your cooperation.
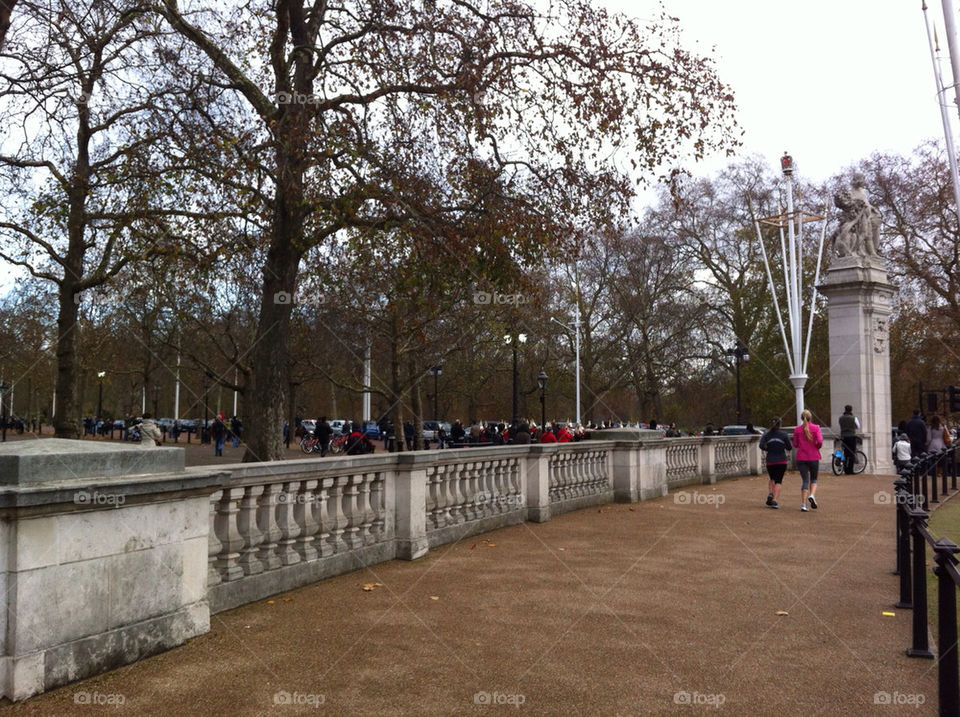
[819,256,896,475]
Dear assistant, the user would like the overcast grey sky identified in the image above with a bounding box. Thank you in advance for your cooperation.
[0,1,952,293]
[609,0,948,184]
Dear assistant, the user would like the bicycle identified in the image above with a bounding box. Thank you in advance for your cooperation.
[831,443,867,475]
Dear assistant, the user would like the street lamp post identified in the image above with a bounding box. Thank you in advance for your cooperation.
[0,381,8,442]
[537,370,547,432]
[429,365,442,419]
[725,341,750,425]
[505,334,527,427]
[96,371,105,423]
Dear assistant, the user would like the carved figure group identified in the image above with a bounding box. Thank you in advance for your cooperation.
[831,174,881,258]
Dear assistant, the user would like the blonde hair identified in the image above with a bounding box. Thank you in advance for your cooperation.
[801,409,813,442]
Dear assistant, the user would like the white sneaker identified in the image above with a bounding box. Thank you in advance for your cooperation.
[801,504,810,512]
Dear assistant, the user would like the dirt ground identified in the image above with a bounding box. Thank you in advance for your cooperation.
[0,467,943,715]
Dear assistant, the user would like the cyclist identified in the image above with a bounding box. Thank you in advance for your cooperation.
[838,405,860,475]
[315,417,332,457]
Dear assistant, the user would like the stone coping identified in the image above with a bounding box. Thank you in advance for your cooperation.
[0,438,185,485]
[0,468,229,511]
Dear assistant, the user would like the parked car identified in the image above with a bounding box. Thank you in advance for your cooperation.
[157,417,175,432]
[300,419,316,435]
[329,419,347,436]
[720,425,753,436]
[362,421,381,439]
[178,418,199,432]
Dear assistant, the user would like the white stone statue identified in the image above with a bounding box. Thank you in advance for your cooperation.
[831,173,881,258]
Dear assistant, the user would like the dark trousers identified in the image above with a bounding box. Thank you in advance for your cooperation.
[842,435,858,474]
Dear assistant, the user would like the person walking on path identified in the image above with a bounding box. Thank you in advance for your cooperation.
[793,409,823,512]
[926,414,951,453]
[838,405,860,475]
[139,413,163,447]
[906,409,927,458]
[893,433,912,473]
[760,417,792,509]
[230,416,243,448]
[211,415,227,456]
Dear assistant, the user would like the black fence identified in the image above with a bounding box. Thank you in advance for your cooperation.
[893,446,960,715]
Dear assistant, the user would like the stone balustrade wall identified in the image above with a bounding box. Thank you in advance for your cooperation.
[0,434,759,700]
[202,435,760,614]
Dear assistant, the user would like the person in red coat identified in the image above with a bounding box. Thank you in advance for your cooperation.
[540,424,557,443]
[556,424,572,443]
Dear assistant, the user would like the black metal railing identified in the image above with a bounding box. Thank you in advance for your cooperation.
[892,445,960,715]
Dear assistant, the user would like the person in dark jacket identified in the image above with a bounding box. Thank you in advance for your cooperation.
[906,409,927,458]
[513,422,531,444]
[315,417,332,457]
[759,417,792,509]
[838,405,860,474]
[211,415,227,456]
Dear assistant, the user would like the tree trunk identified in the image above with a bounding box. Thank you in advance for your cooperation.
[53,282,81,438]
[388,311,405,452]
[241,234,300,461]
[409,355,423,451]
[0,0,16,50]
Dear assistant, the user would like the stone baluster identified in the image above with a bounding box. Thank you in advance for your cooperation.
[509,459,521,508]
[276,481,302,566]
[450,464,466,523]
[329,476,350,552]
[488,458,511,513]
[237,484,265,575]
[369,474,385,542]
[437,465,453,527]
[294,479,320,562]
[464,462,479,521]
[256,482,283,571]
[316,477,333,557]
[344,475,363,549]
[214,487,245,581]
[208,490,223,587]
[427,467,441,530]
[358,474,375,545]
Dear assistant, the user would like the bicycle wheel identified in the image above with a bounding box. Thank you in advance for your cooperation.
[300,438,315,454]
[330,438,345,455]
[853,450,867,474]
[831,452,844,475]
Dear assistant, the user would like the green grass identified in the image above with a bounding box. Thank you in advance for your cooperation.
[924,492,960,641]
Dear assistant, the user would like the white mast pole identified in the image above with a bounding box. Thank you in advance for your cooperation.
[925,2,960,219]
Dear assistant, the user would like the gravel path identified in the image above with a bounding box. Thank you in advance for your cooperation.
[0,470,942,715]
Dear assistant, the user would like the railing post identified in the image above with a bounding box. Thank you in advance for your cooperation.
[951,445,957,491]
[893,475,909,576]
[895,476,913,608]
[941,448,950,498]
[907,507,934,658]
[524,446,552,522]
[931,451,940,503]
[395,456,429,560]
[933,537,960,716]
[919,454,930,511]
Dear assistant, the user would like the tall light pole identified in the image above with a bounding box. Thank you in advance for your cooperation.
[725,341,750,425]
[0,380,8,442]
[429,365,442,419]
[96,371,105,421]
[538,370,547,431]
[505,334,526,427]
[755,153,826,425]
[551,310,581,427]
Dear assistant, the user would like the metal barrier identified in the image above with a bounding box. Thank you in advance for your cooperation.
[892,445,960,715]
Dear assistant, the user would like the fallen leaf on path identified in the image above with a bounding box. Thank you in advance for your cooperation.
[470,543,477,550]
[267,600,275,605]
[775,610,789,616]
[430,596,440,601]
[882,611,896,617]
[283,597,294,602]
[362,582,384,592]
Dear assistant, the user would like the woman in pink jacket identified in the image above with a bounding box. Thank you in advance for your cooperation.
[792,409,822,512]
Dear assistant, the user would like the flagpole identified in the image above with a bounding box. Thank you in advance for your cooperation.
[925,1,960,218]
